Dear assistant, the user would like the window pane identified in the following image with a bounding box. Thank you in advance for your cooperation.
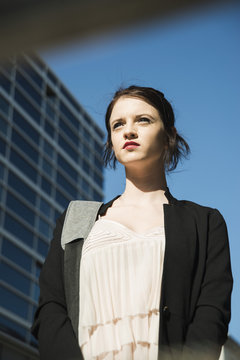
[33,283,40,302]
[13,109,39,144]
[44,119,54,138]
[93,190,102,202]
[0,261,31,295]
[60,101,79,130]
[57,171,77,198]
[0,285,29,318]
[46,102,55,121]
[0,94,9,116]
[0,114,8,135]
[0,313,27,342]
[2,238,32,272]
[16,70,41,106]
[38,217,50,238]
[43,140,54,158]
[94,171,103,188]
[18,62,43,88]
[10,149,37,182]
[58,134,78,162]
[8,170,36,205]
[39,197,51,217]
[14,88,40,124]
[59,117,78,146]
[42,157,53,177]
[40,176,52,195]
[37,238,49,257]
[55,189,69,209]
[4,213,34,247]
[57,154,78,181]
[60,85,80,113]
[6,191,35,226]
[83,159,90,174]
[35,261,42,278]
[11,129,38,163]
[0,161,4,179]
[0,136,6,156]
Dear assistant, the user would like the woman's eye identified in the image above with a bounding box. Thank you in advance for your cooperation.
[113,122,122,129]
[139,117,150,123]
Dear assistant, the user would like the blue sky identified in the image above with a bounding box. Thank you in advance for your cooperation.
[40,2,240,342]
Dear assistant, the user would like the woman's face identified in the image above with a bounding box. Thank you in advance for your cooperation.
[109,96,167,168]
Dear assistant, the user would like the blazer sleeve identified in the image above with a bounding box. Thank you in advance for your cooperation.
[183,209,233,359]
[31,211,84,360]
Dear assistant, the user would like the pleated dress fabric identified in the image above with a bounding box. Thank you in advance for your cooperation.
[78,216,166,360]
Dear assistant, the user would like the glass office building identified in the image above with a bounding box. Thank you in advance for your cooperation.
[0,53,104,359]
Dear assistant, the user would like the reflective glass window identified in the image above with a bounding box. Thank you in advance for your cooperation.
[0,161,4,179]
[60,101,79,130]
[35,261,42,278]
[59,117,78,146]
[83,127,91,139]
[83,159,90,174]
[44,119,54,138]
[33,282,40,302]
[94,140,103,155]
[60,85,80,113]
[0,313,27,342]
[10,149,37,182]
[94,124,104,140]
[57,172,77,198]
[41,176,52,195]
[6,191,35,226]
[94,156,103,171]
[83,143,89,158]
[0,93,9,116]
[4,213,34,247]
[0,71,11,93]
[0,114,8,135]
[82,178,89,193]
[0,261,31,295]
[2,238,32,272]
[13,110,39,144]
[57,154,78,181]
[37,238,49,257]
[47,69,57,85]
[18,62,43,88]
[42,157,53,177]
[0,136,6,156]
[12,129,38,163]
[54,209,61,222]
[43,140,54,158]
[39,197,51,218]
[16,71,41,106]
[93,190,102,202]
[56,189,69,209]
[38,217,50,238]
[94,172,103,188]
[14,88,41,124]
[0,285,29,318]
[58,134,78,162]
[8,170,36,205]
[46,102,55,121]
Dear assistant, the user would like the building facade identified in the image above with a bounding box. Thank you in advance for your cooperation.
[0,53,104,359]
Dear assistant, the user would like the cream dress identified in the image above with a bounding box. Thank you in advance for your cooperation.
[78,216,165,360]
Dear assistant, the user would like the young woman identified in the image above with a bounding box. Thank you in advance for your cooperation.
[32,86,233,360]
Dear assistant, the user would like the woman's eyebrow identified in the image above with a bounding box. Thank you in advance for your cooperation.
[110,113,155,125]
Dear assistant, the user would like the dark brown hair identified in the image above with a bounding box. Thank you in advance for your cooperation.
[103,85,190,172]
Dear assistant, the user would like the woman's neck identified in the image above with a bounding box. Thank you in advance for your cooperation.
[120,163,168,206]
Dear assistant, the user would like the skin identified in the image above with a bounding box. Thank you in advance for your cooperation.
[101,96,169,233]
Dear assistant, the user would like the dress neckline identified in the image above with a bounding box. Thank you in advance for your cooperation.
[97,216,164,236]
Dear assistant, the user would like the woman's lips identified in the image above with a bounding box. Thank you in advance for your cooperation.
[123,141,140,149]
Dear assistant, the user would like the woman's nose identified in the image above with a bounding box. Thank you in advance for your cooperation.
[123,123,138,139]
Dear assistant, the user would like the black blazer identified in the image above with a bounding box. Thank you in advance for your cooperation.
[32,188,233,360]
